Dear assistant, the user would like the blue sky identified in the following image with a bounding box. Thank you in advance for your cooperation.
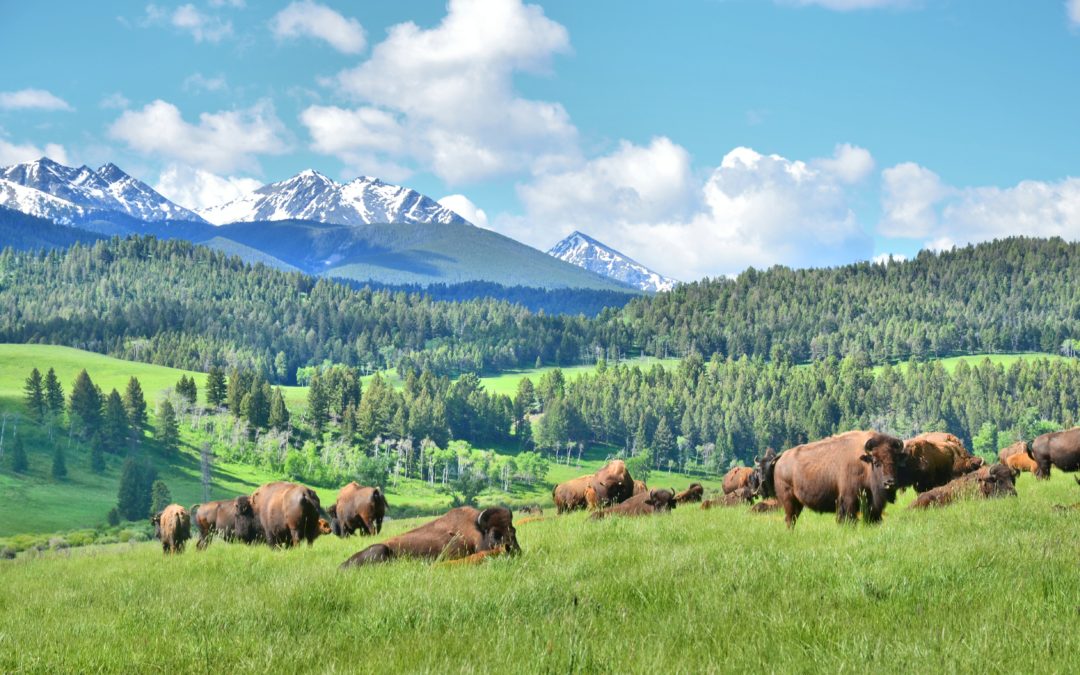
[1,0,1079,280]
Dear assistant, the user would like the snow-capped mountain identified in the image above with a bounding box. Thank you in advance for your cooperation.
[547,231,678,293]
[0,157,205,225]
[198,170,469,227]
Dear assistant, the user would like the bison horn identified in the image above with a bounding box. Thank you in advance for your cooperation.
[476,508,496,531]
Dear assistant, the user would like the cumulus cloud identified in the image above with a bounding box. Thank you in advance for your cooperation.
[0,89,72,111]
[438,194,489,228]
[144,4,232,42]
[303,0,577,184]
[183,73,228,93]
[271,1,366,54]
[880,162,1080,248]
[0,136,69,166]
[108,99,290,173]
[154,164,262,212]
[780,0,917,9]
[512,142,875,280]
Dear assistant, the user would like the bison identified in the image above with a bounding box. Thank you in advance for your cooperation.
[773,430,907,528]
[553,460,635,513]
[998,441,1027,463]
[701,487,754,509]
[192,496,260,549]
[1005,451,1038,474]
[753,447,781,498]
[340,506,519,568]
[909,463,1018,509]
[1027,427,1080,479]
[250,481,329,548]
[591,489,676,520]
[674,483,704,504]
[152,504,191,554]
[899,432,983,494]
[331,483,387,537]
[750,498,781,514]
[722,467,757,495]
[517,504,543,516]
[632,479,648,496]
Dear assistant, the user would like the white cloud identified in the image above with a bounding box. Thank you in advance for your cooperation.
[511,142,874,280]
[183,73,228,93]
[1068,0,1080,27]
[0,89,72,111]
[305,0,577,184]
[154,164,261,212]
[438,194,489,228]
[209,0,245,7]
[781,0,917,10]
[271,1,366,54]
[168,4,232,43]
[872,252,907,264]
[880,162,1080,248]
[0,136,69,166]
[108,99,290,173]
[99,92,130,109]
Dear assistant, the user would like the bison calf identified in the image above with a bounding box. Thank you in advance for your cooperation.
[701,487,754,509]
[674,483,704,504]
[330,483,387,537]
[340,506,519,568]
[152,504,191,554]
[590,489,676,520]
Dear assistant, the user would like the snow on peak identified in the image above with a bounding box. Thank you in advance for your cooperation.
[548,230,678,293]
[198,170,469,227]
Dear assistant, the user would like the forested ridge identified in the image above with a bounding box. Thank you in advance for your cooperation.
[0,235,1078,383]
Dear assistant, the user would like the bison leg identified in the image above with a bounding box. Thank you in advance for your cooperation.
[340,543,393,569]
[837,493,860,525]
[1034,461,1052,480]
[780,498,802,529]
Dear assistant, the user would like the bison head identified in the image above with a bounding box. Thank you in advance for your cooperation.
[646,489,677,511]
[591,460,633,505]
[978,463,1018,499]
[754,448,779,498]
[865,433,907,495]
[476,507,520,555]
[232,495,260,544]
[318,518,333,535]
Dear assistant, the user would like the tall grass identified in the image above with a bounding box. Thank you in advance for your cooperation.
[1,472,1076,672]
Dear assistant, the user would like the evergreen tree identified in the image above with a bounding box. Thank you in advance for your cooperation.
[101,389,130,453]
[268,387,290,431]
[176,375,198,406]
[226,368,253,415]
[89,435,106,473]
[652,416,676,466]
[306,372,330,433]
[51,445,67,480]
[44,367,64,418]
[68,369,103,439]
[245,377,271,429]
[9,433,27,473]
[117,457,157,521]
[123,377,148,434]
[24,367,45,421]
[206,367,227,408]
[157,401,180,455]
[107,508,120,527]
[149,480,172,516]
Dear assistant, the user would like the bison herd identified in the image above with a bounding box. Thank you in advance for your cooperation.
[150,427,1080,564]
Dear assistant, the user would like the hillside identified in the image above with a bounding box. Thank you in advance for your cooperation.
[1,473,1077,671]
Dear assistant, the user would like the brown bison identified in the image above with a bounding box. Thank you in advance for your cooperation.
[152,504,191,554]
[517,504,543,516]
[722,467,757,495]
[330,483,387,537]
[340,506,519,568]
[900,432,982,493]
[701,487,754,509]
[773,430,907,528]
[909,463,1018,509]
[250,481,329,548]
[553,460,635,513]
[632,479,648,496]
[1027,427,1080,479]
[674,483,704,504]
[192,496,260,549]
[750,498,781,514]
[1005,451,1038,474]
[591,489,676,520]
[753,447,781,498]
[998,441,1027,463]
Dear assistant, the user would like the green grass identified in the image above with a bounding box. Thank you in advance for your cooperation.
[477,357,680,396]
[873,351,1065,373]
[1,472,1076,672]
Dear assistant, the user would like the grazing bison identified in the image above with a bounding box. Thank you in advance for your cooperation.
[674,483,704,504]
[340,506,519,568]
[909,463,1018,509]
[750,498,781,514]
[722,467,757,495]
[1027,427,1080,479]
[632,479,648,496]
[553,460,635,513]
[331,483,387,537]
[192,496,260,549]
[591,489,676,520]
[701,487,754,509]
[152,504,191,554]
[1005,451,1038,474]
[250,482,329,548]
[773,430,906,529]
[517,504,543,516]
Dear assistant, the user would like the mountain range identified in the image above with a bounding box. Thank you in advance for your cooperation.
[0,157,666,294]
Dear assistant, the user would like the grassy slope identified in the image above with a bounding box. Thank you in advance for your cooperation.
[873,352,1065,373]
[0,473,1076,672]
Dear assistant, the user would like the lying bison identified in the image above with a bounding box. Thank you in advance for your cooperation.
[340,506,519,568]
[1028,427,1080,479]
[674,483,704,504]
[591,489,676,519]
[900,432,983,493]
[632,479,648,496]
[553,460,635,513]
[701,487,754,509]
[250,481,330,548]
[152,504,191,554]
[750,498,781,514]
[192,496,260,549]
[773,430,906,528]
[722,467,759,495]
[909,463,1018,509]
[330,483,387,537]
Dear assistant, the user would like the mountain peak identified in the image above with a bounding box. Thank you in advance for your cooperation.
[548,230,678,293]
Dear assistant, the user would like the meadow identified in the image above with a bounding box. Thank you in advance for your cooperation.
[0,472,1076,672]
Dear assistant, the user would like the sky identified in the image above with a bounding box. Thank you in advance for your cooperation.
[1,0,1079,281]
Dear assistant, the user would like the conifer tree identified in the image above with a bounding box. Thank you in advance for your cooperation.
[51,445,66,480]
[157,401,180,455]
[206,367,227,408]
[24,368,45,421]
[9,433,27,473]
[268,387,290,431]
[149,480,172,517]
[44,368,64,418]
[68,369,102,439]
[101,389,129,453]
[123,377,147,434]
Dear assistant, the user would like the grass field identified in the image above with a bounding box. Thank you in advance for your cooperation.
[1,472,1076,672]
[873,352,1065,373]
